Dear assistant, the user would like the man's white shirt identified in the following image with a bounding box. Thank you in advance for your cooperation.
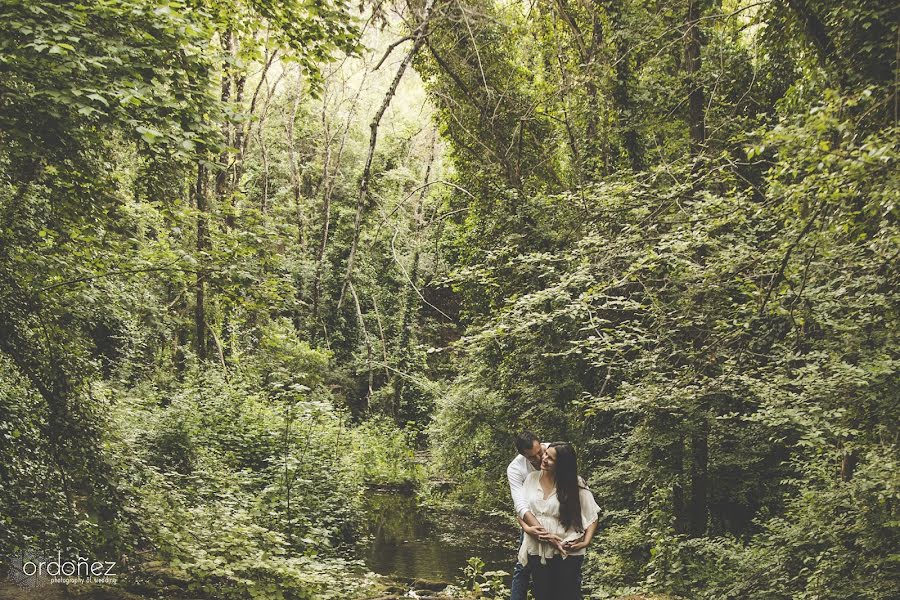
[507,442,549,519]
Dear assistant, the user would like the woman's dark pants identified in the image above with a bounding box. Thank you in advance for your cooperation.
[527,554,584,600]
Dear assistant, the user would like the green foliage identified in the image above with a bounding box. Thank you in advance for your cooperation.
[346,417,423,487]
[2,0,898,598]
[462,556,510,599]
[104,355,411,597]
[0,356,89,552]
[256,318,331,395]
[625,447,899,599]
[0,0,223,159]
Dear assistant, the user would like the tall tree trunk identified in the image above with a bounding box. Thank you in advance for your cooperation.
[784,0,835,68]
[253,61,284,216]
[685,0,706,155]
[287,74,307,332]
[258,125,270,213]
[236,47,279,189]
[393,242,421,419]
[684,4,709,533]
[684,3,709,534]
[287,74,305,253]
[349,281,374,412]
[231,70,246,187]
[219,31,241,353]
[683,4,709,534]
[606,1,644,171]
[195,162,209,361]
[215,29,234,209]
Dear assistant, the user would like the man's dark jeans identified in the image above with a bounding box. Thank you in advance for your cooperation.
[510,530,530,600]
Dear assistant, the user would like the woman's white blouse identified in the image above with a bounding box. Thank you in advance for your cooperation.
[517,471,600,566]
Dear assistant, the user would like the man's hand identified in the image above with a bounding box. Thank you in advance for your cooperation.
[519,514,548,540]
[523,523,549,539]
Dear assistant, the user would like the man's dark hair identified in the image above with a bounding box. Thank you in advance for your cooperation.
[515,431,540,454]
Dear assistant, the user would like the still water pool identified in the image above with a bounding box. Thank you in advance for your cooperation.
[358,490,517,585]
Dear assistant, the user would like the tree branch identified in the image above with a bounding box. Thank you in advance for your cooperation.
[373,35,413,71]
[758,202,826,315]
[337,0,437,310]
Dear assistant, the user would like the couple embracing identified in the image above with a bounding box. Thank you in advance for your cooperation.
[506,431,599,600]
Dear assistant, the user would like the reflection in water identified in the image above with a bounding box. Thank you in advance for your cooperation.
[360,491,515,584]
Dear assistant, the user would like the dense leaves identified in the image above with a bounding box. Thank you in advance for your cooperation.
[422,1,898,598]
[1,0,897,599]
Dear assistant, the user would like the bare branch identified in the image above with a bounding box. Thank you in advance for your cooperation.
[373,35,413,71]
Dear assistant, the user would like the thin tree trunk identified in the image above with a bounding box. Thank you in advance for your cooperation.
[369,291,391,382]
[215,29,234,209]
[206,318,228,376]
[232,70,246,177]
[255,63,283,215]
[195,162,209,361]
[685,0,705,155]
[174,293,189,378]
[235,46,279,188]
[287,69,304,243]
[689,414,709,536]
[306,86,333,336]
[393,136,434,418]
[286,73,308,332]
[230,42,247,190]
[349,281,374,412]
[224,57,247,231]
[607,1,644,170]
[337,0,436,310]
[220,32,241,346]
[311,72,368,340]
[258,125,270,213]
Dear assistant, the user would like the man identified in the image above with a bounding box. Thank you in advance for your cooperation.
[507,431,550,600]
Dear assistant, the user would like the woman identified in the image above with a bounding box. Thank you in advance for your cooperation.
[517,442,599,600]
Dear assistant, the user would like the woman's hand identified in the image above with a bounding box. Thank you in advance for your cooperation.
[563,537,590,552]
[540,533,568,556]
[564,520,597,552]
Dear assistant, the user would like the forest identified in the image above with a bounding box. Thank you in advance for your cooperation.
[0,0,897,599]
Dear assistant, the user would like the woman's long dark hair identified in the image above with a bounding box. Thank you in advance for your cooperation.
[551,443,584,533]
